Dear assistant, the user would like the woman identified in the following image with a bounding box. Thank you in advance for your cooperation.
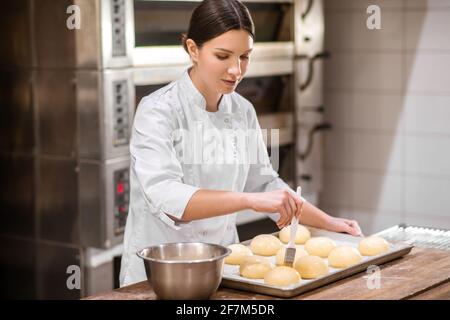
[120,0,361,287]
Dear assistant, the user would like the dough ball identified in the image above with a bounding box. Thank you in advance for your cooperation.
[275,246,308,266]
[358,236,390,256]
[279,225,311,244]
[250,234,283,256]
[305,237,337,258]
[328,246,362,268]
[264,266,301,287]
[294,255,329,279]
[239,256,274,279]
[225,244,253,265]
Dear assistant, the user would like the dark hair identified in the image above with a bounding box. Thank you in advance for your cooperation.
[181,0,255,53]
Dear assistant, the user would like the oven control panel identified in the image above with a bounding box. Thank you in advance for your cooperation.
[113,168,129,235]
[112,79,130,147]
[111,0,127,57]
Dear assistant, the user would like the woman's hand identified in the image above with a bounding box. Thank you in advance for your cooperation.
[325,216,363,237]
[245,190,304,229]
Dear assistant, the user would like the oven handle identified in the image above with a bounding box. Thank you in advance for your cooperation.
[296,52,330,91]
[298,122,332,161]
[301,0,314,20]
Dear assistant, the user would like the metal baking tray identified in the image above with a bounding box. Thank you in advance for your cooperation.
[221,226,414,298]
[375,224,450,251]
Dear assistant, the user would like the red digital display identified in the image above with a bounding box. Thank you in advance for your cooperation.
[117,182,124,194]
[119,205,127,213]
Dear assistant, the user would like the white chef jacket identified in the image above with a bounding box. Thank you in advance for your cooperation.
[119,68,303,287]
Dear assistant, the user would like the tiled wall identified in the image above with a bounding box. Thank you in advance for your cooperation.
[320,0,450,234]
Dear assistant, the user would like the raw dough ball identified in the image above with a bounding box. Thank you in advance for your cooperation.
[328,246,362,268]
[358,236,390,256]
[275,246,308,266]
[279,225,311,244]
[250,234,283,256]
[264,266,301,287]
[239,256,274,279]
[225,244,253,265]
[305,237,337,258]
[294,255,329,279]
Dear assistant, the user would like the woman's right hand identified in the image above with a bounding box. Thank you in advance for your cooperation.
[245,190,303,229]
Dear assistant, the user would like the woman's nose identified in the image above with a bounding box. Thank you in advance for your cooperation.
[227,59,242,78]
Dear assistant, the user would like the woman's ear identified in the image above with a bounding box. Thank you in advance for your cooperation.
[186,39,199,63]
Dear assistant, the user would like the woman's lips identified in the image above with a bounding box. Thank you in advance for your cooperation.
[222,79,236,86]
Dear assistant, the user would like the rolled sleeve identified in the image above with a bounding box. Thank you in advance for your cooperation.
[131,97,200,227]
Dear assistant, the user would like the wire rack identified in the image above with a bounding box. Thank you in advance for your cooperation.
[375,224,450,251]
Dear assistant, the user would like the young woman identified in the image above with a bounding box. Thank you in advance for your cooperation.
[120,0,361,287]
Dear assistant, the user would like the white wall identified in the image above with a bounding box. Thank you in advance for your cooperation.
[320,0,450,235]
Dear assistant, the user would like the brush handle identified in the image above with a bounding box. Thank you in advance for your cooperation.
[288,216,298,248]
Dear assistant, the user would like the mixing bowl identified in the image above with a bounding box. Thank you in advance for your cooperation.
[137,242,231,299]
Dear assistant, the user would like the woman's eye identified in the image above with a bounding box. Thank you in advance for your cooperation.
[241,55,250,61]
[217,55,228,60]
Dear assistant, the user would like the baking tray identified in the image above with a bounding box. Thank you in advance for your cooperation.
[375,224,450,251]
[221,226,414,298]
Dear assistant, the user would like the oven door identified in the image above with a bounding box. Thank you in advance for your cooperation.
[132,0,295,68]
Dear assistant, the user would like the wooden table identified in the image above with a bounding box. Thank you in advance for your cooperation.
[85,247,450,300]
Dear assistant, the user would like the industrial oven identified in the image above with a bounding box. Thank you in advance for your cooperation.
[0,0,327,298]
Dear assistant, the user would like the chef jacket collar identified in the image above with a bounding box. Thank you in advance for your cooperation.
[180,67,232,114]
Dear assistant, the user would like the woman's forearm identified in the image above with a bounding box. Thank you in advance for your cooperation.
[179,187,333,226]
[181,190,250,221]
[180,189,327,223]
[299,201,332,229]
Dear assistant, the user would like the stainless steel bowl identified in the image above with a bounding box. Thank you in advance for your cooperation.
[137,242,231,300]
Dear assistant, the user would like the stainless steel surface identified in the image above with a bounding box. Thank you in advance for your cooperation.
[133,42,294,68]
[38,158,79,244]
[0,155,35,237]
[376,224,450,251]
[296,125,323,194]
[104,157,130,247]
[36,71,77,157]
[80,157,130,248]
[100,0,135,68]
[34,0,78,68]
[8,0,133,69]
[102,69,135,160]
[36,242,81,299]
[294,0,324,56]
[0,70,34,154]
[84,256,115,296]
[293,0,325,195]
[133,57,294,85]
[137,242,231,300]
[221,227,414,298]
[295,60,324,114]
[77,69,136,161]
[74,0,102,69]
[77,72,102,159]
[0,1,33,68]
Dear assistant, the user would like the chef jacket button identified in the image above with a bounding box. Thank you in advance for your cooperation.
[224,118,229,123]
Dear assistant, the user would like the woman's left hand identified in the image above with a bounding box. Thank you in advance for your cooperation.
[325,217,363,237]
